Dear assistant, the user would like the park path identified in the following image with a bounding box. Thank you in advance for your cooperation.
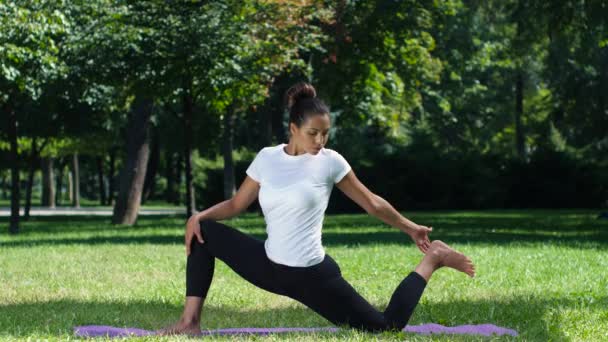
[0,207,182,217]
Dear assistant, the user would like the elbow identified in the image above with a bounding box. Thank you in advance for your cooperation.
[227,198,241,216]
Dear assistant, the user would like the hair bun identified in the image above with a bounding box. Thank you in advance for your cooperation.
[284,82,316,110]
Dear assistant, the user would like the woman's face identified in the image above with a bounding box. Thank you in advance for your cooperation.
[290,113,331,155]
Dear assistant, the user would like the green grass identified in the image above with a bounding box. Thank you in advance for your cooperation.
[1,209,607,341]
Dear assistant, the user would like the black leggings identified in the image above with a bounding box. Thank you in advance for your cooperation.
[186,219,427,332]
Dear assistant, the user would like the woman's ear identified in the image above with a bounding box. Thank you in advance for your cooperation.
[289,122,297,136]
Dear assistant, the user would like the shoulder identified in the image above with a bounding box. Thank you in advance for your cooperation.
[320,147,347,161]
[254,144,281,159]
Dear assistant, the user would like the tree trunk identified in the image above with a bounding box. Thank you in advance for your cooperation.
[108,147,117,206]
[72,152,80,208]
[142,126,160,204]
[56,157,65,206]
[182,84,196,216]
[67,166,73,203]
[165,150,176,204]
[24,137,38,220]
[175,153,183,205]
[6,103,20,234]
[514,15,526,161]
[112,96,153,225]
[515,71,525,160]
[41,157,56,208]
[96,156,106,206]
[222,105,236,199]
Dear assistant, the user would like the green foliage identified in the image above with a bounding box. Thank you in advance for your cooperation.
[192,147,257,189]
[542,1,608,153]
[1,0,606,209]
[315,0,449,134]
[190,147,258,208]
[0,0,69,102]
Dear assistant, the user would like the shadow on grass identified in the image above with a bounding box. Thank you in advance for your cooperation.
[5,214,187,230]
[0,214,263,234]
[2,295,602,340]
[2,230,608,249]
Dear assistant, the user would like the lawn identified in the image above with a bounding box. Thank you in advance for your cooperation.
[1,209,607,341]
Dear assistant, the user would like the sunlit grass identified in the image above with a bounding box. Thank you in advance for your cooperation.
[1,209,607,341]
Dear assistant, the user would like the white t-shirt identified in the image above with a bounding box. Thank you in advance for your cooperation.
[246,143,352,267]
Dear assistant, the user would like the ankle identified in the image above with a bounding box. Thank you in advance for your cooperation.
[435,255,446,270]
[181,296,203,325]
[425,248,444,270]
[179,316,200,326]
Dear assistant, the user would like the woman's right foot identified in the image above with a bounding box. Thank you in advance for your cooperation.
[155,318,202,336]
[427,240,476,277]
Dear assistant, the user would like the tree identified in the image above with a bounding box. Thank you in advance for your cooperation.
[312,0,453,160]
[0,1,69,234]
[207,0,329,199]
[64,0,167,224]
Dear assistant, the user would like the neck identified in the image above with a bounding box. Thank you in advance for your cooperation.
[284,140,307,156]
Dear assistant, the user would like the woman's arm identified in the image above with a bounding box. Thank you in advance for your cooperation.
[195,176,260,221]
[185,176,260,255]
[368,194,421,232]
[335,170,431,253]
[194,199,236,221]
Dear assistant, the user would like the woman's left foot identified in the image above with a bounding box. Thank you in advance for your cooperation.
[427,240,476,277]
[155,319,202,336]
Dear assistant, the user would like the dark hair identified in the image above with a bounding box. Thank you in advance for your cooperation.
[284,82,329,128]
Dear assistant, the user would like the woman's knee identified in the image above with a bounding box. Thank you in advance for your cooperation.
[199,219,218,237]
[199,218,217,229]
[197,219,243,251]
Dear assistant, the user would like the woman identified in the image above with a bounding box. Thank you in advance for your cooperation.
[158,82,475,336]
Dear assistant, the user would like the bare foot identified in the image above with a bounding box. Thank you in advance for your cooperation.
[155,318,202,336]
[428,240,476,277]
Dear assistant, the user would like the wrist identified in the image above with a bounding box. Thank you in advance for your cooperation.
[399,218,419,235]
[407,225,420,236]
[194,212,207,222]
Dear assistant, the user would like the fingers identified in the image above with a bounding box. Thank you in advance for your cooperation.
[185,226,205,256]
[417,241,429,254]
[421,240,431,253]
[412,226,432,253]
[195,230,204,244]
[185,233,192,256]
[417,243,424,253]
[420,244,428,254]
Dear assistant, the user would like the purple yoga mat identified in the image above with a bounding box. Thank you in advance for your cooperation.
[74,323,518,338]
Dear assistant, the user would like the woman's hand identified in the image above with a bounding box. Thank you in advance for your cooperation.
[409,225,433,254]
[185,215,205,256]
